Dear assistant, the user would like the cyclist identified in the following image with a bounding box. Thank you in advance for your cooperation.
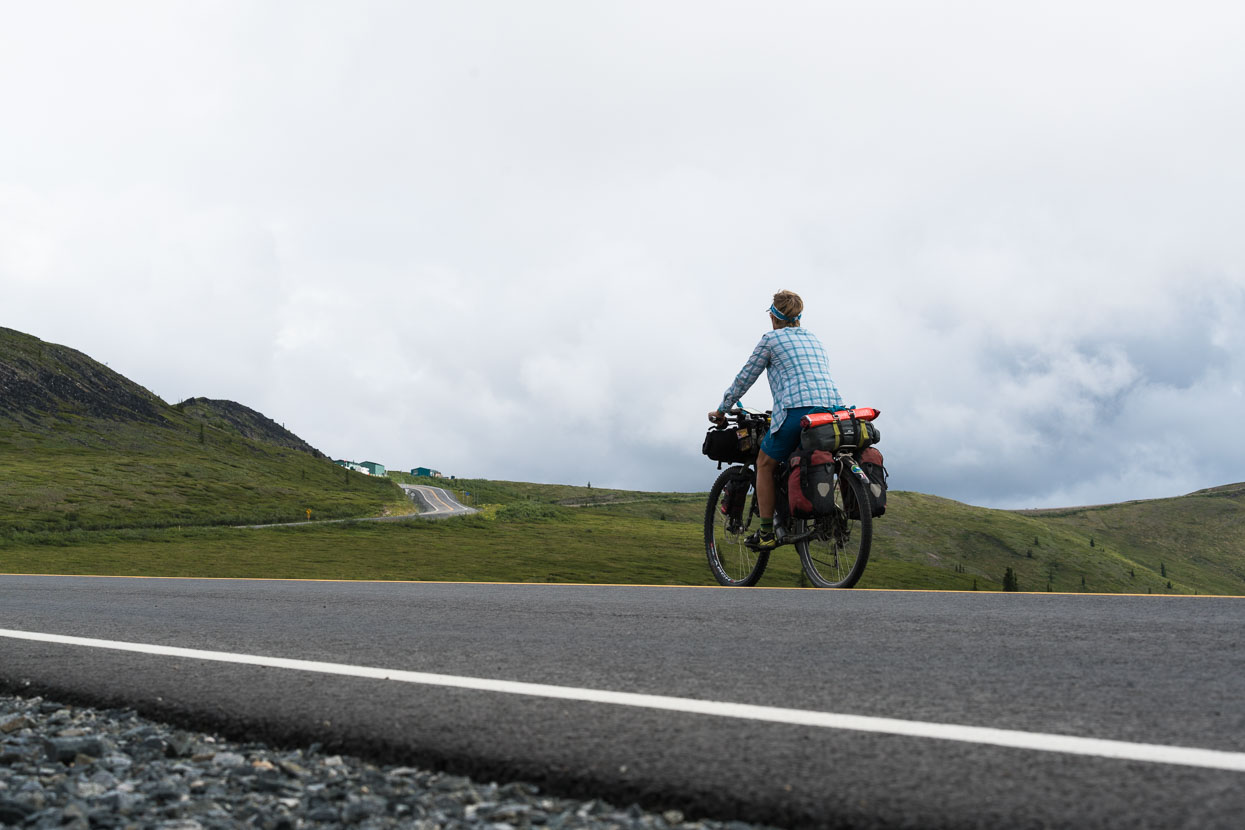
[708,290,844,550]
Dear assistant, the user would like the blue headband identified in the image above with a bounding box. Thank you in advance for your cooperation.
[768,304,801,322]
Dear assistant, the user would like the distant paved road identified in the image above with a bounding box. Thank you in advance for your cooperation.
[241,484,474,528]
[399,484,476,518]
[2,577,1244,828]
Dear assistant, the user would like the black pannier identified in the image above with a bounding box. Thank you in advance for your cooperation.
[800,417,880,452]
[703,425,761,465]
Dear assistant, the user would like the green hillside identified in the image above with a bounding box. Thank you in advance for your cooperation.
[7,474,1240,594]
[0,327,406,532]
[363,474,1245,594]
[864,489,1245,595]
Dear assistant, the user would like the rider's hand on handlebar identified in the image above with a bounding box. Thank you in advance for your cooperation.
[708,409,728,426]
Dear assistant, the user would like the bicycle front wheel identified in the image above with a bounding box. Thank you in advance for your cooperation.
[704,465,769,587]
[796,465,872,588]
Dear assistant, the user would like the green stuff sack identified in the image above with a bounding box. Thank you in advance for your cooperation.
[800,417,880,452]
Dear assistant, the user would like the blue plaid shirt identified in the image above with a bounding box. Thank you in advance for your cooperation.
[718,327,843,432]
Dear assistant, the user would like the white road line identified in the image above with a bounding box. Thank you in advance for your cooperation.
[3,626,1244,773]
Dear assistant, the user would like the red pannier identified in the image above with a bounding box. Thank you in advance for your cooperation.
[787,448,837,519]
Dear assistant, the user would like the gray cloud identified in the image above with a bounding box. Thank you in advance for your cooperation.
[3,1,1244,508]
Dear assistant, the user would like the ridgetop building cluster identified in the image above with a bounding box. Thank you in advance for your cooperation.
[333,460,444,478]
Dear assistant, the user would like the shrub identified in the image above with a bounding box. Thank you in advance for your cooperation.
[496,501,569,522]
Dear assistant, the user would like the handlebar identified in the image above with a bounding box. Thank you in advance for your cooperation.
[711,408,771,427]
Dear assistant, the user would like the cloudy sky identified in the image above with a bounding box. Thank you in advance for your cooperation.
[3,1,1243,508]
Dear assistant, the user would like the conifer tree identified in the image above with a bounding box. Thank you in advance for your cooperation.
[1003,567,1019,592]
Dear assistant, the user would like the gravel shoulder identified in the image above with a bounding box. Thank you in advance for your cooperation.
[0,693,771,830]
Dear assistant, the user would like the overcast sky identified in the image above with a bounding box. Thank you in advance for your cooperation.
[3,1,1243,508]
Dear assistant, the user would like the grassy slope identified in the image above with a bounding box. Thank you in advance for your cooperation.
[0,416,409,533]
[3,465,1242,593]
[1018,485,1245,595]
[4,466,1243,592]
[387,477,1245,593]
[0,492,977,590]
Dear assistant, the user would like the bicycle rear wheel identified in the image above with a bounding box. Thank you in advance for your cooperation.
[704,465,769,587]
[796,465,872,588]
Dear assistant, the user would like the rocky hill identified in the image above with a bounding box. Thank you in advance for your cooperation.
[175,398,325,458]
[0,327,167,424]
[0,327,321,457]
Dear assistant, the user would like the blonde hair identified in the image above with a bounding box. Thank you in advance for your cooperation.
[771,290,804,328]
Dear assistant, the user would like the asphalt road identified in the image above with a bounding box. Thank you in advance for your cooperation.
[398,484,477,518]
[1,576,1243,829]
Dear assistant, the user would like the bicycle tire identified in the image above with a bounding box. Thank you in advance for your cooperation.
[796,464,872,588]
[704,465,769,587]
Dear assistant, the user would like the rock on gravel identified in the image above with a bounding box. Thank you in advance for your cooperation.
[0,693,774,829]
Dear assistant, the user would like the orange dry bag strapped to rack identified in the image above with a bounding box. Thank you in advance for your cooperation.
[800,407,880,428]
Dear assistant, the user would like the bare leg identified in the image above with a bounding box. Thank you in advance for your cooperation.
[756,449,777,522]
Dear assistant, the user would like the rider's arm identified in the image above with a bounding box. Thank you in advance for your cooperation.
[717,335,772,413]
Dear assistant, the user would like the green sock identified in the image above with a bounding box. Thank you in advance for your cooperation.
[761,517,774,533]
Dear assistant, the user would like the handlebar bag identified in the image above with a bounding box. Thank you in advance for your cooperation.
[702,426,760,464]
[788,448,837,519]
[800,417,880,452]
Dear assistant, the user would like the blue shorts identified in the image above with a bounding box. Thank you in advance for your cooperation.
[760,407,837,462]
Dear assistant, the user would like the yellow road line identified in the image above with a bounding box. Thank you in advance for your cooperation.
[0,573,1241,597]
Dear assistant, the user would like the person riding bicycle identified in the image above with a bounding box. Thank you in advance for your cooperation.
[708,290,843,551]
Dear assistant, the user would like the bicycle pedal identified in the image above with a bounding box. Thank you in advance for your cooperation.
[745,530,778,551]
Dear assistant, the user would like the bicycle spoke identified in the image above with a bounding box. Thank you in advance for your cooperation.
[704,466,769,587]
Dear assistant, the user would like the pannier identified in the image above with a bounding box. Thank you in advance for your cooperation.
[702,425,761,465]
[844,447,888,518]
[720,475,749,522]
[787,448,837,519]
[800,417,880,452]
